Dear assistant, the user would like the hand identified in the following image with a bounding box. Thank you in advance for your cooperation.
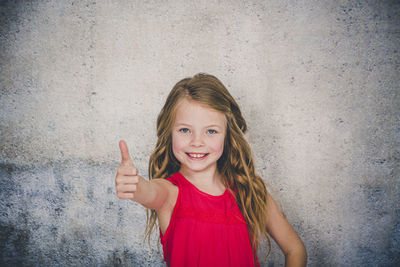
[115,140,140,200]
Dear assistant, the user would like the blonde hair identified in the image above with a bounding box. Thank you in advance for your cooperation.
[145,73,271,256]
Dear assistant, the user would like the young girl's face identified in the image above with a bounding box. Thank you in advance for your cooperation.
[172,98,226,176]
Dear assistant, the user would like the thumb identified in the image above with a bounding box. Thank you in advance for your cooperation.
[119,140,133,166]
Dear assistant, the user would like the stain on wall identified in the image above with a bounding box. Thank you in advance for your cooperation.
[1,0,399,266]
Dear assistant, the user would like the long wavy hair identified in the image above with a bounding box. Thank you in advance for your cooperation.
[145,73,271,256]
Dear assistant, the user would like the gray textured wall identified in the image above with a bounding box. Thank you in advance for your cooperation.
[1,0,399,266]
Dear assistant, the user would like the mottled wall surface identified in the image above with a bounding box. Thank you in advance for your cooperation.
[1,0,399,266]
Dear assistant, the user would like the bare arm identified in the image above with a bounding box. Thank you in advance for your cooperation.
[266,194,307,267]
[115,140,174,210]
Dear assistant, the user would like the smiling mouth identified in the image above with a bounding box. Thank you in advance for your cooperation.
[186,153,209,159]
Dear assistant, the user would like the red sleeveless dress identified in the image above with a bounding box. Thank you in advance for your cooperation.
[160,172,259,267]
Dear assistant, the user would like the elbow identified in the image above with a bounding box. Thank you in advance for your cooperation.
[299,243,308,265]
[285,242,307,267]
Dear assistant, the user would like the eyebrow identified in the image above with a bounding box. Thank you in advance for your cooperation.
[174,122,223,129]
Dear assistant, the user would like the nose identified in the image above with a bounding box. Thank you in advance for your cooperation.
[189,132,204,147]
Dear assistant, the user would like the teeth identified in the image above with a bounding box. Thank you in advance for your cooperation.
[188,153,206,158]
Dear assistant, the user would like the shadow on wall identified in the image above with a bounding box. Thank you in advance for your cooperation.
[0,162,166,266]
[0,164,31,266]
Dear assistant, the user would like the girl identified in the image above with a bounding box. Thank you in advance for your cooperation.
[115,73,307,266]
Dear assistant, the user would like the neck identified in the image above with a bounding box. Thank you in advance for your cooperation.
[179,167,223,187]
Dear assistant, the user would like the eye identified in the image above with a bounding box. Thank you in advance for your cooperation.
[179,128,190,133]
[207,129,217,134]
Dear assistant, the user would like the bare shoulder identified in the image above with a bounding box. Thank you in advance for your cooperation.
[266,193,281,216]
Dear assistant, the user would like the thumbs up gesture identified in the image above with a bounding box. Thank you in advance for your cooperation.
[115,140,140,200]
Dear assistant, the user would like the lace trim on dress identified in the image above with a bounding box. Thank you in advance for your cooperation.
[176,204,246,225]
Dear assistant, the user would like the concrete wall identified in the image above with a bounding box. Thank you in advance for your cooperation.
[1,0,399,266]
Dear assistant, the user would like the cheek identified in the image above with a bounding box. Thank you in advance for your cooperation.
[213,136,225,155]
[171,134,178,154]
[172,133,184,156]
